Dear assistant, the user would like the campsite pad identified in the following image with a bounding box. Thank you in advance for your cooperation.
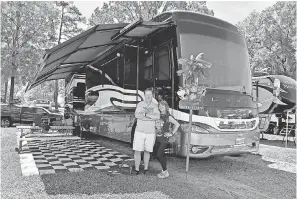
[19,139,132,176]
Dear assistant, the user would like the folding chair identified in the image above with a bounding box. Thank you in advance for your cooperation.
[280,124,296,145]
[49,126,81,149]
[15,125,43,153]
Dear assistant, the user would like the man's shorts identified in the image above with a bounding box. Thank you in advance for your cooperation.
[133,131,156,152]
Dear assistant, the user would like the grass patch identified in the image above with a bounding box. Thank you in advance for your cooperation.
[1,128,46,199]
[40,166,203,199]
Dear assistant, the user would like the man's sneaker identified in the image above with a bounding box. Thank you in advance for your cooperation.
[144,169,149,175]
[157,170,169,178]
[134,170,140,175]
[150,156,158,161]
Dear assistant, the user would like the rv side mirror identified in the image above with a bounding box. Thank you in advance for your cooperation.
[273,78,281,97]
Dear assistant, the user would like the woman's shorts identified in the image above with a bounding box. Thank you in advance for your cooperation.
[133,131,156,152]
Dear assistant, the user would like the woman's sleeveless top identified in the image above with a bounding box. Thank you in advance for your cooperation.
[155,113,170,143]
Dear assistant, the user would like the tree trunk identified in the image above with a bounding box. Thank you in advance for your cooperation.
[9,77,15,104]
[54,80,59,110]
[54,3,66,111]
[9,6,21,103]
[251,63,257,75]
[137,1,142,19]
[3,81,8,103]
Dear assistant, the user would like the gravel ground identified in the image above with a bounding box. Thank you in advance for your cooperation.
[1,128,296,199]
[253,144,296,173]
[260,134,296,149]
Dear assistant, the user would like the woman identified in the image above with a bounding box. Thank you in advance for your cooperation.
[155,100,180,178]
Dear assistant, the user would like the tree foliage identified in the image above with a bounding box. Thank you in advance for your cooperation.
[237,2,296,79]
[1,1,59,102]
[55,1,86,42]
[1,1,85,104]
[89,1,214,26]
[1,1,59,77]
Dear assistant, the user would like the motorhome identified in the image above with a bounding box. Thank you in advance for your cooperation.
[28,11,261,158]
[252,75,296,134]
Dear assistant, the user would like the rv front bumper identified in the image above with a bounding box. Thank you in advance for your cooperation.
[176,129,260,158]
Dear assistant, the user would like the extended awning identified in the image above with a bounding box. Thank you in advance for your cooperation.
[27,19,173,91]
[27,23,128,91]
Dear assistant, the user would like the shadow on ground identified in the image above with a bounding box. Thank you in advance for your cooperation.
[260,138,296,149]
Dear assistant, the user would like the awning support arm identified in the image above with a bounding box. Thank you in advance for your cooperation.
[111,18,143,41]
[136,41,140,103]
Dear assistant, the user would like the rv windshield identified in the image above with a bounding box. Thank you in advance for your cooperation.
[179,23,252,94]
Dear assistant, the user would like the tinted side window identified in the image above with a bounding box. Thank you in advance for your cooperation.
[36,108,46,114]
[155,46,170,81]
[124,60,137,88]
[22,107,35,114]
[143,55,153,81]
[103,62,118,85]
[123,47,137,89]
[86,66,102,90]
[73,83,86,99]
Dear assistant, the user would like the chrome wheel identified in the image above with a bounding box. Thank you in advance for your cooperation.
[1,118,10,128]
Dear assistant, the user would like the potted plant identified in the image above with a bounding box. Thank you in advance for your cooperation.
[176,53,212,175]
[176,53,212,103]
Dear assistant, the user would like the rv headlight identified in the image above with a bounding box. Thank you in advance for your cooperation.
[191,145,209,154]
[191,146,200,154]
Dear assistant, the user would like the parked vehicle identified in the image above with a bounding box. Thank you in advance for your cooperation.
[29,11,261,158]
[252,75,296,134]
[33,99,52,110]
[1,104,63,127]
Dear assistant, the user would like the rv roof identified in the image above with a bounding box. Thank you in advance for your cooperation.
[153,10,238,28]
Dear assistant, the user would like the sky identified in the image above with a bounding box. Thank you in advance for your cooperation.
[73,1,277,25]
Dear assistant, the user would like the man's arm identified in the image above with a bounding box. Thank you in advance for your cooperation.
[145,104,160,120]
[135,102,152,120]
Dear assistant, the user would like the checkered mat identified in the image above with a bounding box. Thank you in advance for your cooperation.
[19,139,132,176]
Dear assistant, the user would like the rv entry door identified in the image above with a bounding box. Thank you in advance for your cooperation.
[153,43,174,107]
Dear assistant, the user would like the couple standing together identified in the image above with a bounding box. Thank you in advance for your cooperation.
[133,87,180,178]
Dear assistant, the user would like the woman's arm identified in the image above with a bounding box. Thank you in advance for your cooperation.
[169,116,180,135]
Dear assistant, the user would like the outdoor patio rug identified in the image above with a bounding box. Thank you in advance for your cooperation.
[18,139,132,176]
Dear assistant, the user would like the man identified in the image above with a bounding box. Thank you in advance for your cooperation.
[133,87,160,175]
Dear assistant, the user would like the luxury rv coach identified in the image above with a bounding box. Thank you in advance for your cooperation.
[29,11,262,158]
